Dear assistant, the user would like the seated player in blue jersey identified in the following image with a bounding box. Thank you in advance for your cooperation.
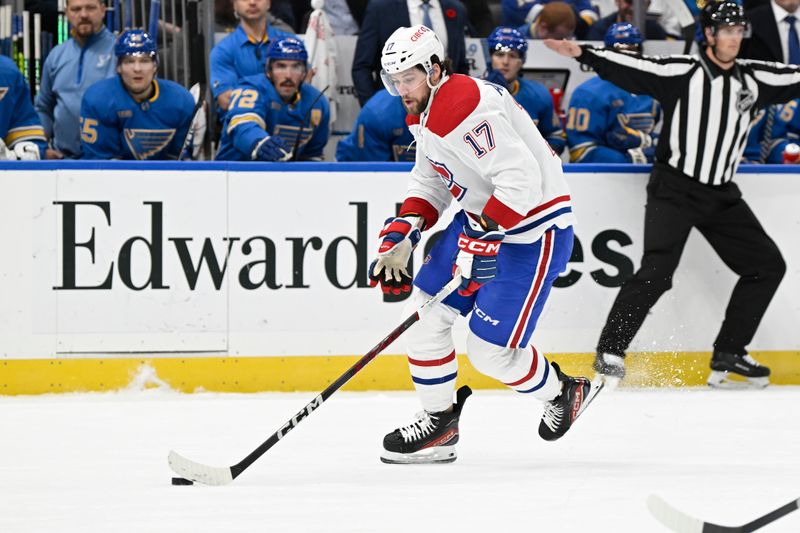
[216,37,330,162]
[484,26,566,155]
[79,30,196,160]
[335,89,415,162]
[210,0,296,115]
[566,23,662,163]
[0,55,47,160]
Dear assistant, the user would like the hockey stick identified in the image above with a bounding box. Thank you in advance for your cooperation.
[175,0,205,161]
[168,273,463,486]
[289,85,329,161]
[647,494,800,533]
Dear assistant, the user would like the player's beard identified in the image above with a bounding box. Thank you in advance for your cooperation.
[402,90,432,116]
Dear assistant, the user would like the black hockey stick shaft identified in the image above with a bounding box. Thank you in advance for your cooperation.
[732,497,799,533]
[228,274,463,480]
[289,84,329,161]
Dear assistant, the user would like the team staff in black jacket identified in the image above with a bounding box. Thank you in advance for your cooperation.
[545,1,799,389]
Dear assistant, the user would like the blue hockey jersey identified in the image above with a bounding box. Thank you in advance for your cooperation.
[216,74,330,161]
[0,55,47,158]
[566,77,661,163]
[511,78,566,155]
[80,76,195,160]
[336,89,414,162]
[210,24,296,101]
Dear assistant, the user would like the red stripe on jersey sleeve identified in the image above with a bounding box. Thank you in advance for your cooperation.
[400,197,440,229]
[426,75,480,138]
[483,195,525,230]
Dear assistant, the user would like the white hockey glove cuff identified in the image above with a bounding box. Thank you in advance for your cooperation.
[13,142,40,160]
[368,216,423,295]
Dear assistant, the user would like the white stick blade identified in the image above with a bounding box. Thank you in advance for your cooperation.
[168,450,234,486]
[647,494,704,533]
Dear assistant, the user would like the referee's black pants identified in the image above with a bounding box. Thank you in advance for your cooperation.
[596,164,786,357]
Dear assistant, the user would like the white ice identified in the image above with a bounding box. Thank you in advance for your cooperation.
[1,387,798,532]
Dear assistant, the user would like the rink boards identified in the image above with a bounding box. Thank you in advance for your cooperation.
[0,161,798,393]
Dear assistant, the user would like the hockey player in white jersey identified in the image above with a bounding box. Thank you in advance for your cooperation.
[369,25,598,465]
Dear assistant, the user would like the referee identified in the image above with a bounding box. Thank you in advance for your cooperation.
[545,1,798,389]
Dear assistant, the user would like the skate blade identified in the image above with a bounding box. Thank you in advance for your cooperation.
[707,371,769,390]
[380,446,457,465]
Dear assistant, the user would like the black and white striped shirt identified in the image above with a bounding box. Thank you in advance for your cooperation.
[577,46,800,185]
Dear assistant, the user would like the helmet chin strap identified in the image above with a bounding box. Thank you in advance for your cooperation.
[422,72,448,115]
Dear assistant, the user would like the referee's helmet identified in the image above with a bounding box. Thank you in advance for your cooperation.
[700,1,751,38]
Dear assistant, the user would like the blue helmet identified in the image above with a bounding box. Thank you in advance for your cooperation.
[266,37,308,68]
[604,22,644,48]
[487,26,528,61]
[115,29,157,59]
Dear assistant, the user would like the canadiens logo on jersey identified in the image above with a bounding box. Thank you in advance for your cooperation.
[427,157,467,200]
[124,128,176,160]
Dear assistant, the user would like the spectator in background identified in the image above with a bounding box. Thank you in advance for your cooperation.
[566,23,661,163]
[585,0,668,40]
[740,0,800,63]
[336,89,415,161]
[269,0,296,29]
[215,0,294,33]
[217,38,330,161]
[507,0,597,39]
[0,56,47,160]
[291,0,369,34]
[210,0,296,115]
[80,30,195,160]
[352,0,469,106]
[34,0,116,159]
[461,0,495,37]
[484,27,566,154]
[522,2,577,39]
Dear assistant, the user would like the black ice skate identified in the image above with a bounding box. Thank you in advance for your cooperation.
[381,385,472,464]
[539,362,600,442]
[707,350,770,389]
[593,352,625,388]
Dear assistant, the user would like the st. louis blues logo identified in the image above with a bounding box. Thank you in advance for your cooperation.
[124,129,176,160]
[426,157,467,200]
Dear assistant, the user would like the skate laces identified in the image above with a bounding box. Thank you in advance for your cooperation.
[742,354,763,367]
[398,411,438,443]
[541,401,564,432]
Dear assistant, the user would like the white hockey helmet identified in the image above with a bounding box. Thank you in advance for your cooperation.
[380,25,445,95]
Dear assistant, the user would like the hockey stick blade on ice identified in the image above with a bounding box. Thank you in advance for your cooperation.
[647,494,800,533]
[168,274,464,486]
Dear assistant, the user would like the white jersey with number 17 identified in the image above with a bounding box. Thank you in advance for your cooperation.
[399,74,575,245]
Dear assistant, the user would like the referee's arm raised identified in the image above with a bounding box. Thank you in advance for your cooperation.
[544,39,694,103]
[742,59,800,107]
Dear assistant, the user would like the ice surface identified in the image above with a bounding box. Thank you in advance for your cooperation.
[1,387,798,532]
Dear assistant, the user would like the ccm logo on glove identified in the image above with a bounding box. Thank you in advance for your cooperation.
[457,236,501,255]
